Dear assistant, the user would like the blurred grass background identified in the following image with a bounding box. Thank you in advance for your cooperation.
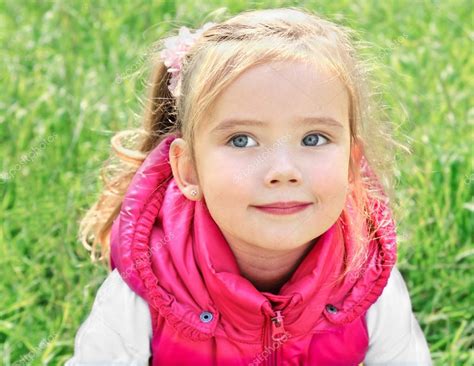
[0,0,472,365]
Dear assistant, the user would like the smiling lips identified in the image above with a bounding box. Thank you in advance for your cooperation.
[252,201,313,215]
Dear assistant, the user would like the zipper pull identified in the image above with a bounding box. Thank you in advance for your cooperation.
[271,310,288,341]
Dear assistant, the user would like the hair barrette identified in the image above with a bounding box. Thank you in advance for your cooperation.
[160,22,216,97]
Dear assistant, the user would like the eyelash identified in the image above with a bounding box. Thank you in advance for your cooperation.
[225,132,331,148]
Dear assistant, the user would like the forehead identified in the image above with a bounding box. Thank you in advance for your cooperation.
[205,60,349,132]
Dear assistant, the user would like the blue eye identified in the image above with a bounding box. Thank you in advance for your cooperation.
[227,134,257,148]
[302,133,329,146]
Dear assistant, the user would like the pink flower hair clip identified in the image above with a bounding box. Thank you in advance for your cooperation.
[160,22,216,97]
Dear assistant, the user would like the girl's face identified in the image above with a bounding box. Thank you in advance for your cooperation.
[192,60,351,252]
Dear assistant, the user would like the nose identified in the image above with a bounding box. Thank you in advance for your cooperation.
[263,148,303,186]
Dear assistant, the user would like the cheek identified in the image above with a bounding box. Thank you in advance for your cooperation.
[197,151,254,234]
[198,150,253,204]
[307,152,349,203]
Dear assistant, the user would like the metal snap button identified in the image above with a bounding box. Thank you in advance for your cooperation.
[200,311,214,323]
[326,304,338,314]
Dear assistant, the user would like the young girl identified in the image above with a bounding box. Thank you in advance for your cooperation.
[66,7,432,366]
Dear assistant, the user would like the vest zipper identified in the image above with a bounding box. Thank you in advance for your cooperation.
[264,310,288,366]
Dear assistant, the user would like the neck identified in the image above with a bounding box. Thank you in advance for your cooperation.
[226,238,318,294]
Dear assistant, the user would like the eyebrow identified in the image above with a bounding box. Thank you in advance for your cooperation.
[210,116,345,134]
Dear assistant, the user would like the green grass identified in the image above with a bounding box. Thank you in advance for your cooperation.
[0,0,472,365]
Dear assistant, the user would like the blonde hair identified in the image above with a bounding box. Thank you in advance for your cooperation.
[79,7,407,281]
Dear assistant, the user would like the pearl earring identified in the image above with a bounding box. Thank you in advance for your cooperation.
[191,189,197,197]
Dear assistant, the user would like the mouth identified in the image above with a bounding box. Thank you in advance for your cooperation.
[252,202,313,215]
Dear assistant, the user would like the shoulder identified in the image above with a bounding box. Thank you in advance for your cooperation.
[65,269,152,365]
[92,269,152,330]
[364,266,433,365]
[365,266,413,344]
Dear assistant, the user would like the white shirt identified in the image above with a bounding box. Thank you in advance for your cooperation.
[65,266,432,365]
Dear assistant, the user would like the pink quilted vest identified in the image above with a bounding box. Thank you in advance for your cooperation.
[110,134,397,365]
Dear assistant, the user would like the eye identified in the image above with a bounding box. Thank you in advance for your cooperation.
[302,133,329,147]
[226,134,258,148]
[226,132,330,149]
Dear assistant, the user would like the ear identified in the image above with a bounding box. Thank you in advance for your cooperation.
[169,138,201,200]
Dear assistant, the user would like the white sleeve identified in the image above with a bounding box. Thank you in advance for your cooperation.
[65,269,153,366]
[363,266,432,365]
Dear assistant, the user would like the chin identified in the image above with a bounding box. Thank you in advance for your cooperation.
[253,235,314,251]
